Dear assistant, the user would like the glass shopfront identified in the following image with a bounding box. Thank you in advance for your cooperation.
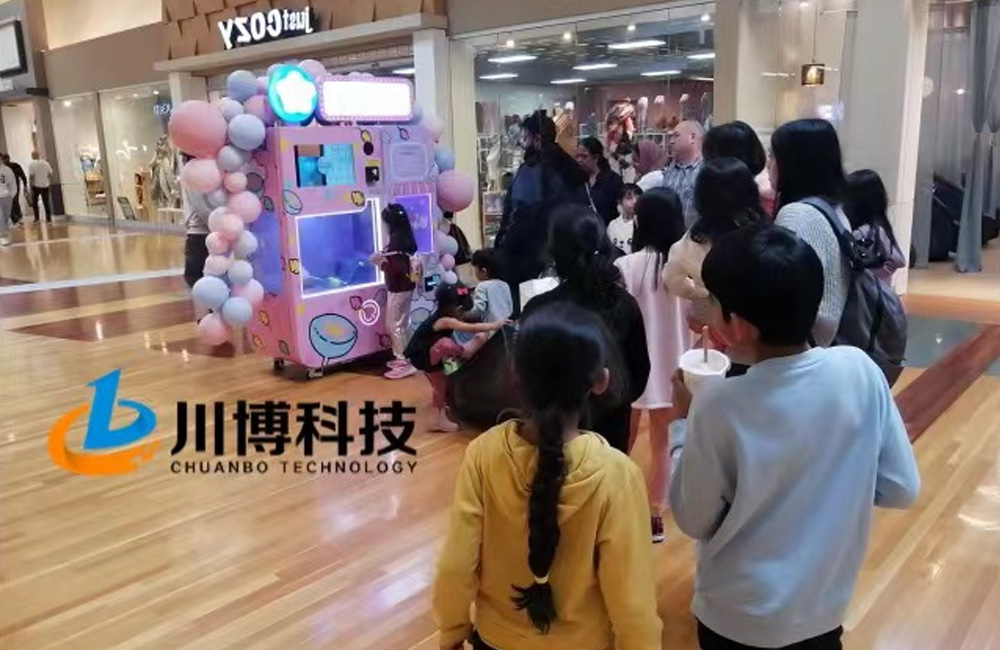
[51,93,106,217]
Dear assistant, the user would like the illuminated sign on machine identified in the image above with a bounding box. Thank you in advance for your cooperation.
[268,65,319,124]
[218,7,315,50]
[317,76,413,123]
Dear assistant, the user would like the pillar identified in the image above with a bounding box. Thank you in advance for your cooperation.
[449,40,481,250]
[169,72,208,104]
[413,29,452,145]
[843,0,930,294]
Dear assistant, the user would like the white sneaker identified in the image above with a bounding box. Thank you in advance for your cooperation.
[429,409,459,433]
[0,236,10,247]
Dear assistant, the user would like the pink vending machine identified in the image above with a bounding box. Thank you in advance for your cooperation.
[247,76,440,378]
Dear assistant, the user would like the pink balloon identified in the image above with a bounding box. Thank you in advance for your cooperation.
[243,95,276,127]
[197,313,231,346]
[232,278,264,307]
[437,170,476,212]
[180,159,222,194]
[207,207,230,233]
[440,253,456,271]
[257,76,269,94]
[299,59,327,81]
[228,191,262,224]
[225,172,248,193]
[206,232,230,255]
[221,214,245,241]
[203,254,232,276]
[169,101,228,158]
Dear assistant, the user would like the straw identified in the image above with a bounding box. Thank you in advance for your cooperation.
[702,326,710,364]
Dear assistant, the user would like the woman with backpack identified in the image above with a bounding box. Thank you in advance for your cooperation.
[768,119,852,347]
[845,169,906,283]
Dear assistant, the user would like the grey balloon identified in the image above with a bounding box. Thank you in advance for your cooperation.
[206,188,229,208]
[228,114,266,151]
[217,145,249,173]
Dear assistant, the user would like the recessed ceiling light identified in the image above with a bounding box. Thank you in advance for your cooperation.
[573,62,618,71]
[799,1,809,6]
[488,54,537,64]
[761,71,794,78]
[551,77,586,85]
[627,24,637,32]
[608,39,665,50]
[62,99,72,107]
[956,88,966,95]
[132,93,139,98]
[153,90,160,95]
[701,13,711,22]
[479,73,519,81]
[505,39,515,48]
[692,76,715,82]
[641,70,681,77]
[688,52,715,60]
[562,31,572,41]
[393,67,415,75]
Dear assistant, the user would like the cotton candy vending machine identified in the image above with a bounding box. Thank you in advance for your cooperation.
[246,75,444,378]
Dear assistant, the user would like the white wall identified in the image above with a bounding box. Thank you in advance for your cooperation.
[42,0,162,48]
[2,102,36,170]
[50,96,102,216]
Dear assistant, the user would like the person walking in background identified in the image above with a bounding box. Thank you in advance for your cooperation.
[614,188,689,544]
[702,121,774,216]
[637,120,704,227]
[845,169,906,283]
[768,119,852,347]
[0,154,26,225]
[495,110,586,316]
[433,301,662,650]
[0,157,15,246]
[28,151,54,223]
[669,224,919,650]
[521,207,649,454]
[576,137,624,225]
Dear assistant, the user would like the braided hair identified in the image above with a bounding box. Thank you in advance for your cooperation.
[511,301,612,633]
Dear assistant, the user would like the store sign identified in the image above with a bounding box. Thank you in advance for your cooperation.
[153,101,173,117]
[317,76,414,123]
[218,8,316,50]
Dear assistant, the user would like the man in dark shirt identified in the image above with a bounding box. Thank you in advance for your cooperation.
[1,154,26,225]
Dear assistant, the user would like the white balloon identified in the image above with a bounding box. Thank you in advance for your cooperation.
[234,230,259,258]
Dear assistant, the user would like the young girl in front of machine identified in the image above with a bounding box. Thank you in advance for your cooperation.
[372,203,420,380]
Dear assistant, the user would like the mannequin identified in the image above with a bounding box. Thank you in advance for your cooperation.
[149,136,180,208]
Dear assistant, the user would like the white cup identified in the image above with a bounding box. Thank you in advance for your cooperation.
[680,348,731,397]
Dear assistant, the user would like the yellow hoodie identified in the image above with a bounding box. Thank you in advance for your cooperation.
[433,421,662,650]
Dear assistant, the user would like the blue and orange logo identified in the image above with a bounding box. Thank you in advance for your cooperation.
[48,370,159,476]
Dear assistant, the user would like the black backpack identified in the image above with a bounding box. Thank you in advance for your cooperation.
[803,199,909,386]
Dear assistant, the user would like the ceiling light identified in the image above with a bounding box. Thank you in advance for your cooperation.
[799,1,809,7]
[627,24,637,32]
[392,67,415,75]
[641,69,681,77]
[701,13,711,22]
[132,93,139,98]
[62,99,72,107]
[688,52,715,60]
[551,78,586,85]
[488,54,537,64]
[608,39,665,50]
[761,71,793,78]
[956,88,966,95]
[479,73,519,81]
[692,76,715,82]
[562,31,573,42]
[153,90,160,95]
[573,62,618,71]
[505,39,515,48]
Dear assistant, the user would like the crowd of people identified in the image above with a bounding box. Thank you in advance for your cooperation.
[412,110,919,650]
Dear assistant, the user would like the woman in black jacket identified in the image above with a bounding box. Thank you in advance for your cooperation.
[577,137,624,225]
[520,207,650,453]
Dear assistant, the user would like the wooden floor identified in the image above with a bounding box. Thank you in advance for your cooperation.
[1,228,999,650]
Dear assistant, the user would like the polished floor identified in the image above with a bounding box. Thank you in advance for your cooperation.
[1,227,999,650]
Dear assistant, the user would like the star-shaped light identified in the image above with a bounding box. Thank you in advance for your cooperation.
[268,65,318,124]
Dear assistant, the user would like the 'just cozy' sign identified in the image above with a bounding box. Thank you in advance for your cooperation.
[218,7,316,50]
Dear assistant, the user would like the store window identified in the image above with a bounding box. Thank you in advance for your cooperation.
[50,94,106,218]
[99,82,180,225]
[465,4,716,245]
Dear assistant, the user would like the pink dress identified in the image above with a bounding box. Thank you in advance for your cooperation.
[615,251,692,409]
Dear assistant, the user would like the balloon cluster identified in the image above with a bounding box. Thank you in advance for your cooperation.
[170,68,278,345]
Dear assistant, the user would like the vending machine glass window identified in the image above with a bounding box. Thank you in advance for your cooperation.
[297,200,381,297]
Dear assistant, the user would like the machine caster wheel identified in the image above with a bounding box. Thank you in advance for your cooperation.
[306,367,324,380]
[273,359,286,371]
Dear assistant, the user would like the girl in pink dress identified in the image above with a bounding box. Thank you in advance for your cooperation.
[614,188,690,543]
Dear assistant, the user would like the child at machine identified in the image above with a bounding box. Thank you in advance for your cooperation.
[669,224,920,650]
[614,188,690,544]
[433,301,662,650]
[405,283,508,433]
[607,183,642,255]
[371,203,419,380]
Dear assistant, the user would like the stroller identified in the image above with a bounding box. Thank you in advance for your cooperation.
[445,324,523,430]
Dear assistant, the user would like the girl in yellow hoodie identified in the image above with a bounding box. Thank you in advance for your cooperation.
[433,301,662,650]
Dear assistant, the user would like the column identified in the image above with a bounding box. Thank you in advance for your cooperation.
[843,0,930,294]
[169,72,208,104]
[449,40,481,250]
[413,29,452,145]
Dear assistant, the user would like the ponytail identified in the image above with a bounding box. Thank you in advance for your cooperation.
[512,407,566,633]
